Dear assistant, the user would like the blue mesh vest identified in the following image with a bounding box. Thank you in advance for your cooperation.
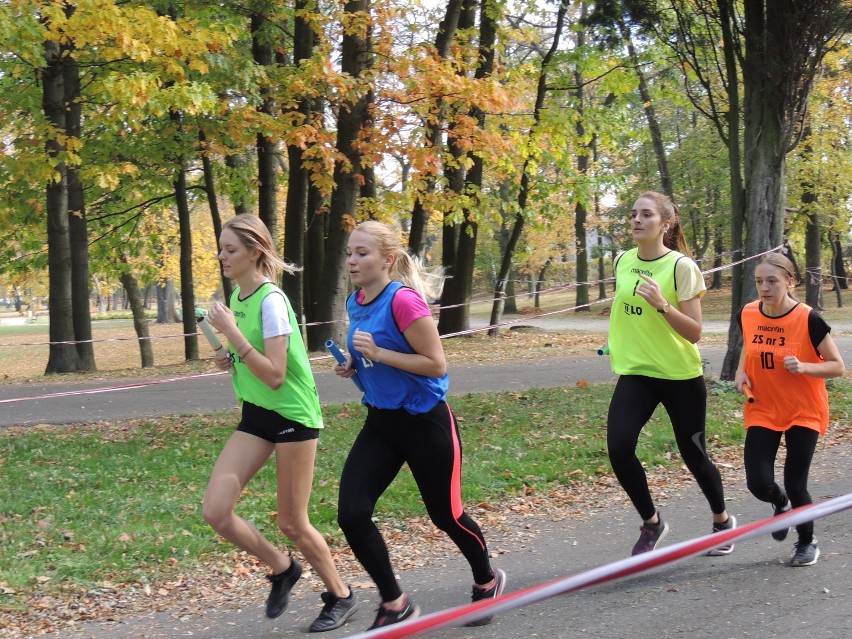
[346,281,448,414]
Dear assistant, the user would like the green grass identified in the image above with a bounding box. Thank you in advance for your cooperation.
[6,379,848,609]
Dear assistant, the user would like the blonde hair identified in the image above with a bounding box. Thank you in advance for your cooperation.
[353,220,445,302]
[756,252,799,301]
[222,214,301,281]
[638,191,691,257]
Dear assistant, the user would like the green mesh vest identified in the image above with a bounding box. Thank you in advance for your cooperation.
[229,282,323,429]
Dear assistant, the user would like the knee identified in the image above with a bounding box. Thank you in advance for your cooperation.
[277,517,306,541]
[202,498,230,532]
[745,475,773,502]
[337,503,372,537]
[607,442,636,469]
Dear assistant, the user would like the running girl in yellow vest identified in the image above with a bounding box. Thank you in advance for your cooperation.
[735,252,844,566]
[606,191,735,556]
[203,214,357,632]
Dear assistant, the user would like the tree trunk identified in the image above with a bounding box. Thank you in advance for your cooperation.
[710,221,724,290]
[617,16,673,197]
[120,269,154,367]
[252,12,278,243]
[804,210,824,310]
[308,0,372,351]
[172,111,198,360]
[199,128,233,303]
[408,0,464,256]
[485,0,568,335]
[282,0,314,325]
[60,8,95,371]
[830,233,847,290]
[573,10,590,312]
[439,0,496,335]
[43,35,80,374]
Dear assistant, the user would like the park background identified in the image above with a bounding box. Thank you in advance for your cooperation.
[1,1,851,637]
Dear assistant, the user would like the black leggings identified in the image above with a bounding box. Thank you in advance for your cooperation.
[744,426,819,543]
[337,402,493,602]
[607,375,727,521]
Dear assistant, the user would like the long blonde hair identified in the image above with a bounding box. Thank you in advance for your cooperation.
[222,214,301,280]
[354,220,445,302]
[638,191,691,257]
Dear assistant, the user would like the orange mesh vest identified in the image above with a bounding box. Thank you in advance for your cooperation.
[741,301,829,434]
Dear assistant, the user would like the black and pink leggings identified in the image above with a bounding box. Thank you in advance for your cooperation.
[337,401,493,602]
[744,425,819,543]
[607,374,727,521]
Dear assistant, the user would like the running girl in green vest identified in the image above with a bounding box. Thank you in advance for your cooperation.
[202,214,357,632]
[606,192,735,556]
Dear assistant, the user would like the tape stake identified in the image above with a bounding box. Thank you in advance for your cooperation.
[325,340,365,392]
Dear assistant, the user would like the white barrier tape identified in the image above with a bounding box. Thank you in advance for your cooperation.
[348,494,852,639]
[3,248,780,349]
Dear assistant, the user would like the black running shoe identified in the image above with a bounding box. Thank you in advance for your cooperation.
[309,589,358,632]
[367,595,420,630]
[631,514,669,556]
[466,568,507,627]
[706,515,736,556]
[790,539,820,567]
[265,558,302,619]
[772,496,791,541]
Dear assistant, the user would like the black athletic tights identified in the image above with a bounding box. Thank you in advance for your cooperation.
[337,401,494,602]
[744,425,819,544]
[607,374,727,521]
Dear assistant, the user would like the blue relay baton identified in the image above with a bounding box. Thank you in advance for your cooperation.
[325,340,365,392]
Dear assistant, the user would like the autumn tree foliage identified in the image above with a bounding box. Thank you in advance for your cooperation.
[0,0,849,374]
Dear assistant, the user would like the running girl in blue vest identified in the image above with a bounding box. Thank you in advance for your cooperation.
[203,214,356,632]
[333,220,505,630]
[606,192,734,556]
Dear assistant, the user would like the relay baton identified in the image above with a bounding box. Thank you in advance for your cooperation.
[597,344,610,356]
[325,340,365,392]
[196,309,234,374]
[742,384,755,403]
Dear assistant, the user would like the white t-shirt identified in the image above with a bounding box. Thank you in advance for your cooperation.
[261,289,294,339]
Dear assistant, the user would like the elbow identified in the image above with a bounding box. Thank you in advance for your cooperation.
[267,375,285,391]
[431,359,448,378]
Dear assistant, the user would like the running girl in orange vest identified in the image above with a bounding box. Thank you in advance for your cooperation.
[735,252,845,566]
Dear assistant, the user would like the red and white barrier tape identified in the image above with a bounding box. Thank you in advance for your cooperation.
[349,494,852,639]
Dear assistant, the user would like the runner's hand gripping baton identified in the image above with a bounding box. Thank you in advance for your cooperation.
[196,309,234,375]
[325,340,365,392]
[742,384,755,403]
